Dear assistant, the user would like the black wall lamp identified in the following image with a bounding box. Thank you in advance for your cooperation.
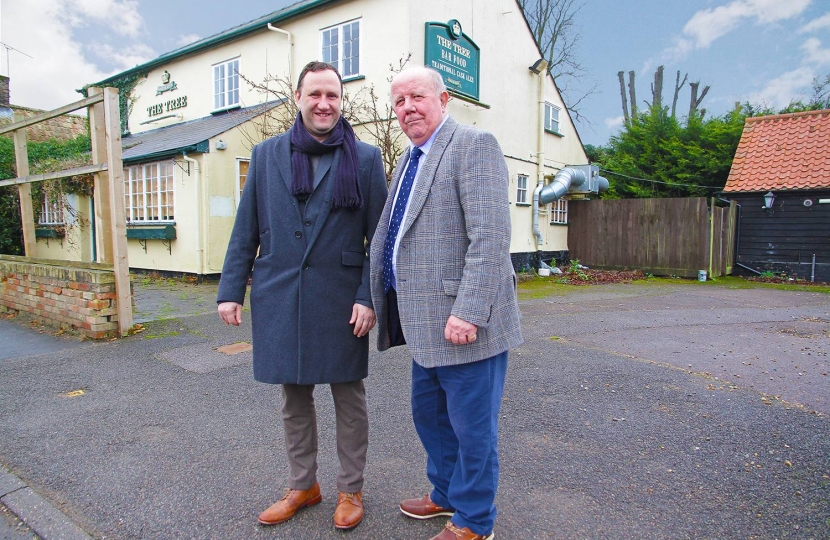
[763,191,776,210]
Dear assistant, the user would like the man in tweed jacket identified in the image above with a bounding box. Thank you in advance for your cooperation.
[369,66,523,540]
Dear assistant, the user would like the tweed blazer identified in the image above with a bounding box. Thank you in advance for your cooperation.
[370,117,523,368]
[218,128,387,384]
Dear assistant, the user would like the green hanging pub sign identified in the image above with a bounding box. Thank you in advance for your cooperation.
[424,19,480,101]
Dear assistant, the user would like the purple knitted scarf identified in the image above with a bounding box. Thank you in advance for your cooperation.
[290,113,363,210]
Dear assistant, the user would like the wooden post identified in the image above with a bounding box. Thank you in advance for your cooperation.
[13,113,36,256]
[708,198,715,278]
[102,87,133,336]
[88,86,114,263]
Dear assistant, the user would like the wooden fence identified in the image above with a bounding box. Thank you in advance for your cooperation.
[567,197,737,278]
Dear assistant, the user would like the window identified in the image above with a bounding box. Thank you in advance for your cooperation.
[213,58,240,110]
[544,102,561,134]
[124,160,175,223]
[321,20,361,77]
[549,198,568,224]
[236,158,249,206]
[38,194,64,225]
[516,174,529,204]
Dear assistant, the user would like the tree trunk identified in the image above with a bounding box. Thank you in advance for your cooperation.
[652,65,664,111]
[628,70,637,119]
[618,70,630,125]
[671,70,687,119]
[689,81,710,119]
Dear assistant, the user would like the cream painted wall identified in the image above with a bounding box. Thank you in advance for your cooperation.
[116,0,592,274]
[129,31,289,134]
[32,194,93,262]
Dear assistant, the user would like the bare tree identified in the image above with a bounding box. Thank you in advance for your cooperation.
[518,0,596,123]
[671,70,688,119]
[235,56,411,182]
[619,67,709,122]
[618,71,630,125]
[650,65,664,111]
[349,55,411,181]
[689,81,710,120]
[628,70,637,119]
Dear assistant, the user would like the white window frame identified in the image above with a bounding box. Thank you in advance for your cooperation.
[321,19,361,78]
[544,102,561,134]
[516,174,529,204]
[236,158,250,207]
[549,198,568,225]
[213,57,241,111]
[124,160,175,223]
[38,193,65,225]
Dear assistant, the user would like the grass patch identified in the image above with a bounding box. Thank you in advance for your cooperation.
[517,272,830,300]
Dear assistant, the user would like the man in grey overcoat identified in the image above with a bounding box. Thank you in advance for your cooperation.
[370,66,523,540]
[217,61,387,531]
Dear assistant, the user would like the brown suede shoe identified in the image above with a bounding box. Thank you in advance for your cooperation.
[257,482,322,525]
[399,494,454,519]
[333,491,364,530]
[430,521,494,540]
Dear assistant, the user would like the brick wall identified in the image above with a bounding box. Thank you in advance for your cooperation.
[0,255,127,339]
[0,106,87,142]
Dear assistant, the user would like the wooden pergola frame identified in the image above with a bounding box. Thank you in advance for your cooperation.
[0,87,132,336]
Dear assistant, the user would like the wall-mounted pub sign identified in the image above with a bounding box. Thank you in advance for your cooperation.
[147,70,188,119]
[424,19,480,101]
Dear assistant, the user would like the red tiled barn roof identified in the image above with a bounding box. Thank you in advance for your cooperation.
[723,108,830,193]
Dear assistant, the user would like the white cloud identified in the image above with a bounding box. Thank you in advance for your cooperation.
[88,42,156,71]
[664,0,812,61]
[748,66,816,108]
[605,116,626,130]
[801,38,830,66]
[59,0,144,38]
[176,34,201,47]
[798,12,830,33]
[2,0,153,110]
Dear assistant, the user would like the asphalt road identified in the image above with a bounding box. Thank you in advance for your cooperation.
[0,280,828,539]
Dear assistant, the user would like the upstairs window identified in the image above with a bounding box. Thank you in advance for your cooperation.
[124,160,175,223]
[321,20,361,78]
[213,58,240,110]
[516,174,529,204]
[544,102,561,134]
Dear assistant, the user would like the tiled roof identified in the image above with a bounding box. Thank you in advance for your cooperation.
[121,101,280,162]
[723,109,830,192]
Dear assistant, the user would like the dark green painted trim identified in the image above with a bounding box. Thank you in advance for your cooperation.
[35,228,65,238]
[126,225,177,240]
[123,144,202,165]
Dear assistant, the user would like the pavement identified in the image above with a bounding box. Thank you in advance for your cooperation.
[0,278,828,539]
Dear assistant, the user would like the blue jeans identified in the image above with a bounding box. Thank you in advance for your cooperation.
[411,351,508,535]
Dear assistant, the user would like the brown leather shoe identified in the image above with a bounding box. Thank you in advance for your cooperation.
[430,521,494,540]
[257,482,322,525]
[399,493,454,519]
[333,491,364,530]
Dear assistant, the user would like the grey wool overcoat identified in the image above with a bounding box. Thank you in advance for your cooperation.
[217,127,387,385]
[369,117,523,368]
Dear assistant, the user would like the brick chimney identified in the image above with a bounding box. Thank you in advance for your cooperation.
[0,76,9,106]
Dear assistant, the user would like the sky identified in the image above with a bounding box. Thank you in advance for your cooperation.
[1,0,829,146]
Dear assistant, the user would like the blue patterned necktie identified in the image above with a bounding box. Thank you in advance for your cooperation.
[383,147,423,292]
